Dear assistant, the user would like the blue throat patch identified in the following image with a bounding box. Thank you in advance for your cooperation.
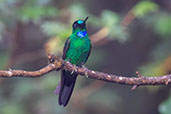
[77,31,87,38]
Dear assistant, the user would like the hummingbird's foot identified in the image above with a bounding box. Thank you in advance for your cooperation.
[71,65,77,74]
[8,68,13,71]
[85,70,89,78]
[66,60,70,64]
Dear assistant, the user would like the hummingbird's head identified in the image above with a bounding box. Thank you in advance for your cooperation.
[72,16,88,31]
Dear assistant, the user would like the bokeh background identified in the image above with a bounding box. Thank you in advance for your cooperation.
[0,0,171,114]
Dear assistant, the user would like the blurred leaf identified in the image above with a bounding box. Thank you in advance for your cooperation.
[108,26,128,43]
[41,21,69,37]
[17,6,58,23]
[101,10,120,27]
[159,93,171,114]
[133,1,159,17]
[100,10,128,42]
[154,14,171,38]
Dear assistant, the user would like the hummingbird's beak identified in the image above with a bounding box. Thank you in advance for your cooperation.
[83,16,89,23]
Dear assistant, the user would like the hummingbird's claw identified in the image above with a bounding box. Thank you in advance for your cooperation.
[85,71,89,78]
[66,61,70,64]
[71,70,74,74]
[71,65,77,74]
[8,68,13,71]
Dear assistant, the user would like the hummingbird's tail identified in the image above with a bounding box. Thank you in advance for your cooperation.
[58,70,77,106]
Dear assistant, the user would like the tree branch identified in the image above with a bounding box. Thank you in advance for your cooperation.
[0,55,171,87]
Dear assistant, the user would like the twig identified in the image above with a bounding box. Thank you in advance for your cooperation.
[120,9,135,28]
[131,71,143,90]
[0,55,171,86]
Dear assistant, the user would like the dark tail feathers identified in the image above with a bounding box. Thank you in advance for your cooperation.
[58,70,77,106]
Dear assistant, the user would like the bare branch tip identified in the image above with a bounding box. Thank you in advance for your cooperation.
[136,71,143,78]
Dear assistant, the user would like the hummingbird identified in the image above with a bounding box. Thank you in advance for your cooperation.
[58,17,91,106]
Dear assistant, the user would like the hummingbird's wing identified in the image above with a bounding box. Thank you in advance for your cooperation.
[62,37,71,59]
[59,37,70,102]
[59,37,77,106]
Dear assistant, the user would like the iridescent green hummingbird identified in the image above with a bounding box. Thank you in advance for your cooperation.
[58,17,91,106]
